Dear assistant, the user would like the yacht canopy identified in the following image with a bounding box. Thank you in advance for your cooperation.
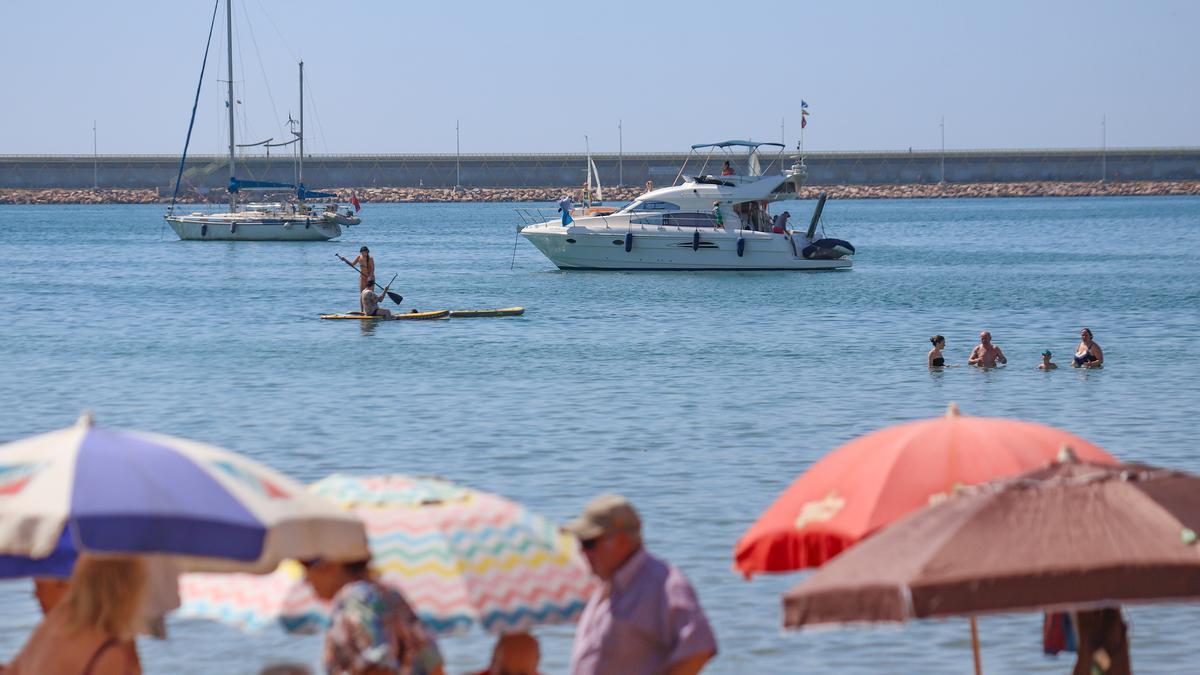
[691,140,787,151]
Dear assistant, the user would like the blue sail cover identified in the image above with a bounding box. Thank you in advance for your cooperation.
[228,177,297,193]
[297,184,336,200]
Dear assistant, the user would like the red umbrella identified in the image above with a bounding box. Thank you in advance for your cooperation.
[783,459,1200,674]
[734,404,1118,577]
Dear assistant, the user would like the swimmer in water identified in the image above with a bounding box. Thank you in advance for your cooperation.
[1038,350,1058,370]
[1073,328,1103,368]
[928,335,948,368]
[968,331,1007,368]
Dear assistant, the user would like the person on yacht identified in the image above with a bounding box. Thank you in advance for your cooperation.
[1073,328,1103,368]
[968,331,1008,368]
[772,211,791,234]
[721,161,735,176]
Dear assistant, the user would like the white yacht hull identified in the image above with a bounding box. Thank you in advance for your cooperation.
[522,225,851,271]
[164,214,342,241]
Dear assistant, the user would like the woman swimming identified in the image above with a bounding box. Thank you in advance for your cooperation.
[1073,328,1104,368]
[928,335,947,368]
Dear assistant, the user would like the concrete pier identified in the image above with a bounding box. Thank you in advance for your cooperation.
[1,148,1196,191]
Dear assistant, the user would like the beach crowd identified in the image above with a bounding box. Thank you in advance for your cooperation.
[2,494,713,675]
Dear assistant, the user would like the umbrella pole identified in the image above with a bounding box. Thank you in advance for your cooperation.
[970,616,983,675]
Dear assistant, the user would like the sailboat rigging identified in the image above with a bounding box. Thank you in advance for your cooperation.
[163,0,359,241]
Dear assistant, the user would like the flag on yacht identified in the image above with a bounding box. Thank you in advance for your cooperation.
[801,116,808,129]
[801,100,809,109]
[350,192,361,212]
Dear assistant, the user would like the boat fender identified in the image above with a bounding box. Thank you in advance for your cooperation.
[230,223,237,234]
[200,224,207,237]
[736,237,745,257]
[624,231,633,252]
[692,229,700,251]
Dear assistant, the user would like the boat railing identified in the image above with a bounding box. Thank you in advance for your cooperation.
[514,207,556,229]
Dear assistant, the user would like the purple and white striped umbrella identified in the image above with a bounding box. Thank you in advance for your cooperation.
[0,414,368,574]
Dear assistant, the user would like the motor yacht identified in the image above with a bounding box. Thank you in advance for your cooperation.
[518,141,854,270]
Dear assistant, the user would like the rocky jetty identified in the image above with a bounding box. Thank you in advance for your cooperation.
[2,181,1198,205]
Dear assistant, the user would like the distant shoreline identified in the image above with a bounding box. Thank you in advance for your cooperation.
[2,181,1198,205]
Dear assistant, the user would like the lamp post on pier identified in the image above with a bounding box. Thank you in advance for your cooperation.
[618,119,623,187]
[939,116,946,184]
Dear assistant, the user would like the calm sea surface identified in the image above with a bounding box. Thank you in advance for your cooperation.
[1,197,1199,674]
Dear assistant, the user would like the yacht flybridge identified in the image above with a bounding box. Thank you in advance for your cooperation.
[163,1,359,242]
[519,141,854,271]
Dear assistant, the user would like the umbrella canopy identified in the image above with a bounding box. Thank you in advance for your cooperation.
[734,404,1117,577]
[179,474,595,636]
[0,415,368,574]
[783,460,1200,627]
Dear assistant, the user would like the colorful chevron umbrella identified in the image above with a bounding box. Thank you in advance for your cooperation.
[0,414,369,575]
[179,474,595,636]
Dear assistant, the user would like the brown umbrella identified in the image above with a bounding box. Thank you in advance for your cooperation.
[784,459,1200,673]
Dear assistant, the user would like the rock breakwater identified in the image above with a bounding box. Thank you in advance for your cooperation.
[2,181,1197,205]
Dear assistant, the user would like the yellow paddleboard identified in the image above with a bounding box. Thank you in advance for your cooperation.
[447,307,526,318]
[320,310,449,321]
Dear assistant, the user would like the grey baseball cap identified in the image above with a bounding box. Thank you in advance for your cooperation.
[564,494,642,540]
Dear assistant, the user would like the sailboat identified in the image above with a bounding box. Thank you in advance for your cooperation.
[163,0,360,241]
[575,136,617,217]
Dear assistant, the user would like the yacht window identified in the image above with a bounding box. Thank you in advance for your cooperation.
[639,200,681,211]
[630,214,663,226]
[664,212,718,228]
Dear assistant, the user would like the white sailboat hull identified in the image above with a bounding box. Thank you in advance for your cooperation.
[521,224,851,271]
[164,214,341,241]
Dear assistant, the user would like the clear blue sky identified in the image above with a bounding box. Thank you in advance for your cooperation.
[1,0,1196,155]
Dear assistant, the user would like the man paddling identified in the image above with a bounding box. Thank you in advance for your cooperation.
[350,246,375,292]
[360,276,395,319]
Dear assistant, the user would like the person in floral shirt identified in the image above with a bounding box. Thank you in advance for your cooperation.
[303,558,443,675]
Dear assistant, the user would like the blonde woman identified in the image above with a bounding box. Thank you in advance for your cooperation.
[6,555,145,675]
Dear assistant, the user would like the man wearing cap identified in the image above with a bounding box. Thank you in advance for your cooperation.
[1038,350,1058,370]
[565,494,717,675]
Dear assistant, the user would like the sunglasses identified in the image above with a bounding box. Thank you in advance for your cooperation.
[580,537,603,551]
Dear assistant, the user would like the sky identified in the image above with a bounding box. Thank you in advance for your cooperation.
[1,0,1197,155]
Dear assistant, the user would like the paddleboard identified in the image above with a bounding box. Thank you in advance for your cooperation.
[447,307,526,318]
[320,309,449,321]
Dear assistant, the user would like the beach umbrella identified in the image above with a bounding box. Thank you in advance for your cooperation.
[0,414,368,574]
[783,459,1200,673]
[734,404,1118,578]
[179,474,595,636]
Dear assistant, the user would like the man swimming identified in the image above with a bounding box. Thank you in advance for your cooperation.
[968,331,1008,368]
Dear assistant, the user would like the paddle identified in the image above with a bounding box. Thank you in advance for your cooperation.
[336,254,403,305]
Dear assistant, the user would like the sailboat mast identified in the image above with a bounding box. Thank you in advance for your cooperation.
[584,135,591,206]
[226,0,236,211]
[298,60,304,188]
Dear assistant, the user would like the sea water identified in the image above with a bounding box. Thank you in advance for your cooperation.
[0,197,1198,674]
